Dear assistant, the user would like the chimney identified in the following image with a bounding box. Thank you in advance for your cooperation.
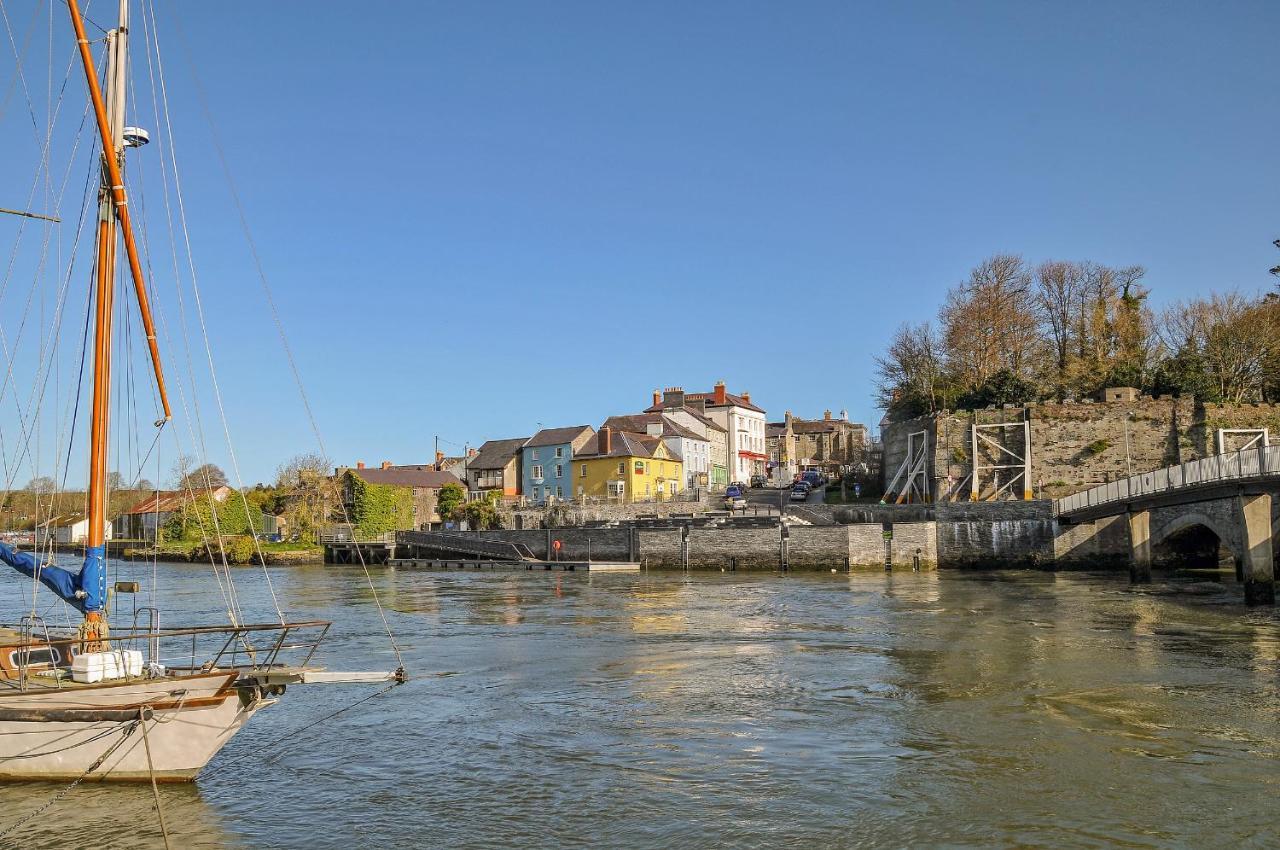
[662,386,685,408]
[381,460,392,469]
[840,409,848,421]
[435,450,445,467]
[689,398,706,415]
[785,410,794,427]
[652,389,661,408]
[599,426,612,455]
[467,448,477,457]
[824,410,832,421]
[713,381,727,405]
[742,391,751,404]
[356,461,365,470]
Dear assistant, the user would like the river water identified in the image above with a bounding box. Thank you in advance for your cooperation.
[0,563,1276,848]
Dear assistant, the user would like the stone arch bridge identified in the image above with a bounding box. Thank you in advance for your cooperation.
[1056,446,1280,605]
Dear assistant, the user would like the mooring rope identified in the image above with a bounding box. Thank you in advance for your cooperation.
[200,681,401,779]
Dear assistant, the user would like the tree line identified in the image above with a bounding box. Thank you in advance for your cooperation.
[876,253,1280,420]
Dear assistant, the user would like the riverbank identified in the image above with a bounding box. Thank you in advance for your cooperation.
[122,542,323,566]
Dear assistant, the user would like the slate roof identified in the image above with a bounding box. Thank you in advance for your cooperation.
[603,413,705,442]
[349,466,463,489]
[469,438,529,470]
[524,425,594,448]
[576,430,664,460]
[676,406,727,433]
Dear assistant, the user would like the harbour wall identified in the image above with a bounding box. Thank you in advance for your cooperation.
[454,501,1144,571]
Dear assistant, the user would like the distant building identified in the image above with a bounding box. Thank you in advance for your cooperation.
[573,426,684,501]
[647,382,765,482]
[603,413,711,491]
[768,410,870,482]
[465,438,528,496]
[38,517,114,546]
[433,450,471,482]
[338,462,464,529]
[521,425,595,504]
[113,485,233,541]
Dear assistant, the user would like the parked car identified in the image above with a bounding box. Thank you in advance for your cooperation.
[790,485,811,502]
[802,470,822,488]
[724,485,747,511]
[749,474,767,488]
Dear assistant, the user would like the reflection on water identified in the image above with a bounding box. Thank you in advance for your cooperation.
[0,563,1276,848]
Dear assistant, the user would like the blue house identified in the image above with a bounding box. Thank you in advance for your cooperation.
[521,425,595,504]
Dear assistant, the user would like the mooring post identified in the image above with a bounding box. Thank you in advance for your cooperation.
[1238,494,1275,606]
[1128,509,1152,584]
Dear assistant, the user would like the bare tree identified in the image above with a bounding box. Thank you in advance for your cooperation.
[941,254,1040,393]
[875,322,948,417]
[274,453,337,544]
[179,463,229,491]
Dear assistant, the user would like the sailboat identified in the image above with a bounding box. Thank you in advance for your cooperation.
[0,1,402,782]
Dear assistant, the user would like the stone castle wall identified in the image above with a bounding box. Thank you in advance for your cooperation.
[883,397,1280,501]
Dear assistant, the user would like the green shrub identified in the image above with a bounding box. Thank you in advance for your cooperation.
[1084,439,1111,456]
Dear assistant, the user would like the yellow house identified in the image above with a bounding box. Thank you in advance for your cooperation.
[574,427,684,501]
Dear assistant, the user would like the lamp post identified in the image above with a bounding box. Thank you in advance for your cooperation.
[1124,411,1134,476]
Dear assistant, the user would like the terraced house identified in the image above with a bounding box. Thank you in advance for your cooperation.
[573,426,684,502]
[521,425,595,504]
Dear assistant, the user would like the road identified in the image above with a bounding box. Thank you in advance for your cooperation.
[735,483,826,516]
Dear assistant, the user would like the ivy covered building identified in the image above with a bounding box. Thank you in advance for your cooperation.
[338,462,464,535]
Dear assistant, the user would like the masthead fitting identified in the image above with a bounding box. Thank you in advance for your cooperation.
[122,126,149,147]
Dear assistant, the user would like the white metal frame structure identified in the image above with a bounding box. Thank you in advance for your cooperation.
[884,430,930,504]
[1216,428,1270,454]
[969,420,1033,501]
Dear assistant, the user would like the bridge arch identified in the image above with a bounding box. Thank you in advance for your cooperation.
[1152,510,1237,568]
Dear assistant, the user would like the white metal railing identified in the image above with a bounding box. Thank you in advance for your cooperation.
[1055,445,1280,515]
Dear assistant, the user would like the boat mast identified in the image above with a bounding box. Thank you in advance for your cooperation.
[65,0,172,626]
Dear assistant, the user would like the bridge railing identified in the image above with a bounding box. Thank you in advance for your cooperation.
[1056,444,1280,515]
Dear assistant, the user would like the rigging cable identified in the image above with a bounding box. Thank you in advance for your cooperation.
[166,7,407,671]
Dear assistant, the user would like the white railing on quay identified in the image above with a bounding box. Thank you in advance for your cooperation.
[1055,444,1280,515]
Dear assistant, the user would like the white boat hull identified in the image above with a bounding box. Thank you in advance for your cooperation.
[0,671,262,782]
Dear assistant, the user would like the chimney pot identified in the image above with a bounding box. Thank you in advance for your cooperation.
[713,381,727,405]
[356,461,365,470]
[600,426,612,455]
[652,389,661,407]
[824,410,832,420]
[435,450,445,466]
[381,460,393,469]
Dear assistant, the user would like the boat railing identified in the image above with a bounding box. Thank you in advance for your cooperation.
[0,620,333,686]
[16,615,58,691]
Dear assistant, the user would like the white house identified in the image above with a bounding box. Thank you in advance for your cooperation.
[37,518,113,546]
[648,383,766,483]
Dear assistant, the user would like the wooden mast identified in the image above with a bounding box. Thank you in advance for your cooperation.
[65,0,170,623]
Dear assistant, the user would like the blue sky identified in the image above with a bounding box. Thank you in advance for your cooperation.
[2,1,1278,486]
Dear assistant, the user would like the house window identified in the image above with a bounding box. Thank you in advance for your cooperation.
[531,449,539,460]
[670,482,677,495]
[556,486,563,499]
[532,465,543,479]
[554,464,563,478]
[608,480,625,497]
[618,462,625,475]
[555,447,564,458]
[581,464,588,478]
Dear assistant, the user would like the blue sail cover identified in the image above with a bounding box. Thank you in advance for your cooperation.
[0,542,105,613]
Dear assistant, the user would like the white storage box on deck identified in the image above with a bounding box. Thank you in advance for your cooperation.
[71,650,143,684]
